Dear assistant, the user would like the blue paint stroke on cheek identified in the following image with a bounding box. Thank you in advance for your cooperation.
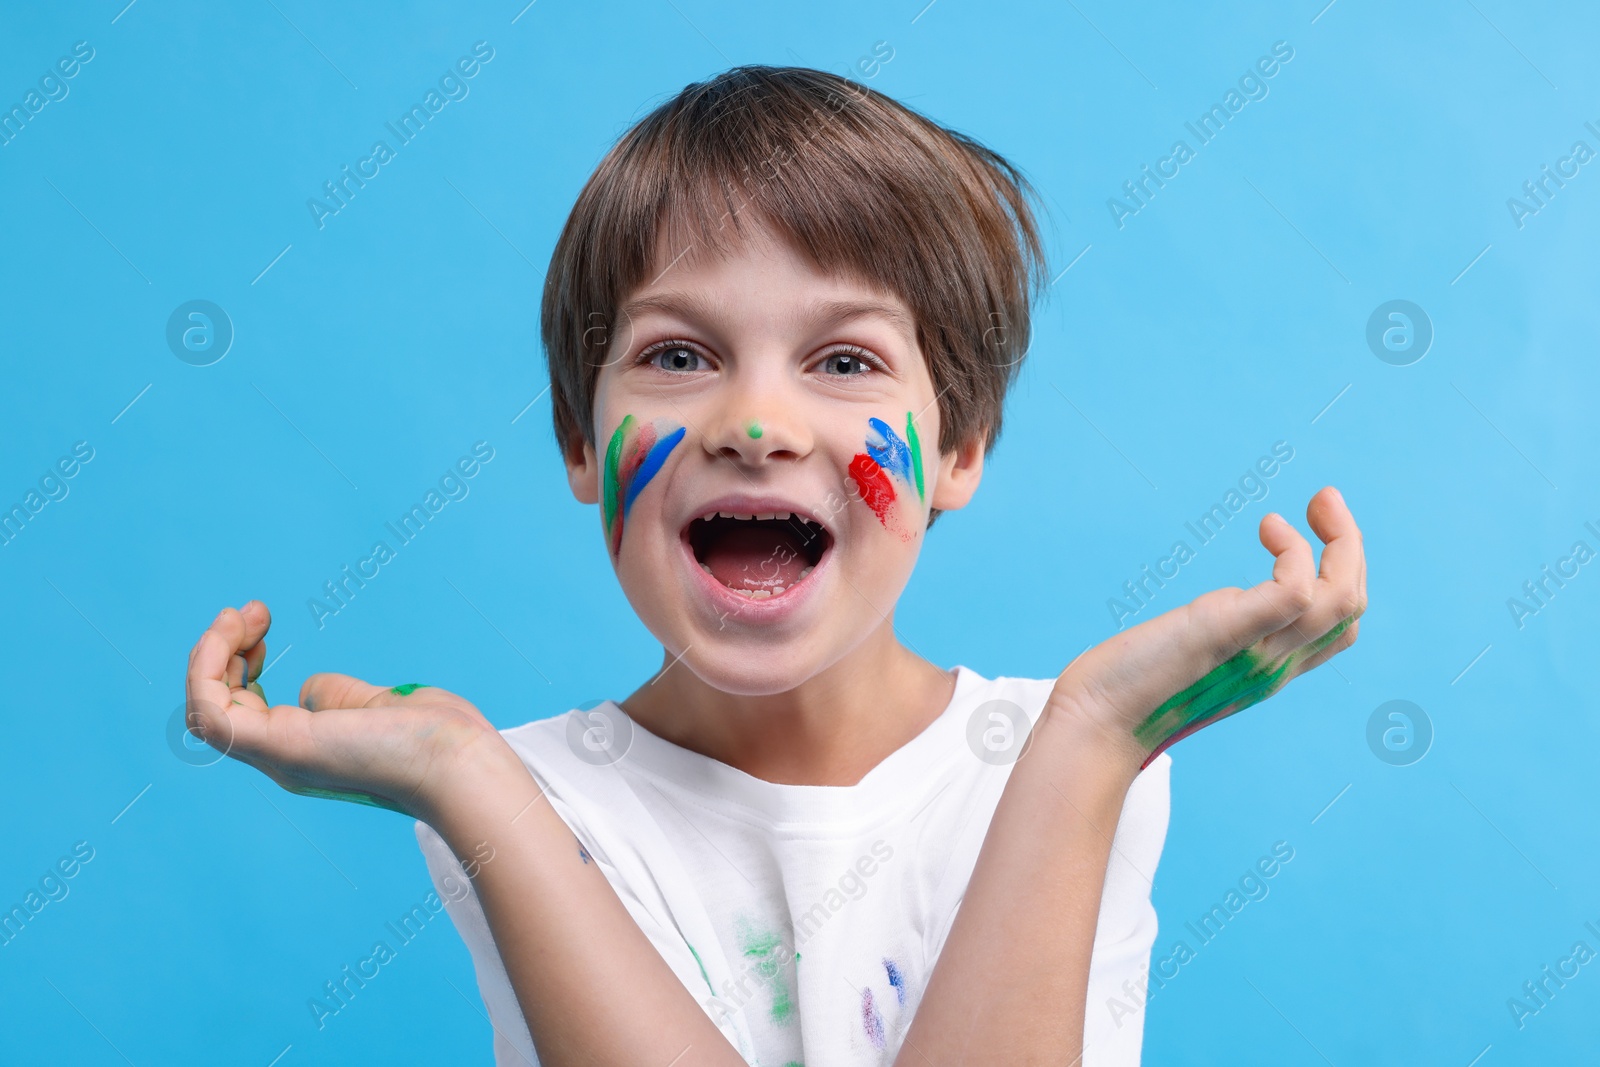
[622,425,687,516]
[866,417,913,485]
[883,958,906,1005]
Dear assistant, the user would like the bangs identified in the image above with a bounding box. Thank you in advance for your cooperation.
[542,65,1048,466]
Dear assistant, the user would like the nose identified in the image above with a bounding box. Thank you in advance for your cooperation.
[701,375,812,468]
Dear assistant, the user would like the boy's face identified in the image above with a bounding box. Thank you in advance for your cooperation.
[566,216,984,696]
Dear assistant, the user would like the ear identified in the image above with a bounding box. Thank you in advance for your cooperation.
[929,431,985,513]
[565,431,600,505]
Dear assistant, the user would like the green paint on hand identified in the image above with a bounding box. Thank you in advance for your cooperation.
[1132,614,1357,765]
[389,683,431,696]
[747,421,763,439]
[292,783,409,816]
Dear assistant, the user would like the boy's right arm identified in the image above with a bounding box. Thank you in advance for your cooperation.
[187,602,746,1067]
[419,739,749,1066]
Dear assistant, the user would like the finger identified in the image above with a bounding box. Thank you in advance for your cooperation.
[220,602,271,688]
[299,672,431,711]
[1257,488,1364,661]
[1212,512,1316,650]
[1306,487,1364,616]
[1356,536,1367,622]
[239,600,271,684]
[189,607,260,708]
[184,625,263,762]
[1249,492,1360,658]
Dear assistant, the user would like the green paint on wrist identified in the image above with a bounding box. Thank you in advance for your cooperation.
[390,683,431,696]
[1133,614,1356,767]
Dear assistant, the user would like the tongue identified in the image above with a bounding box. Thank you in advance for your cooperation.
[702,525,809,592]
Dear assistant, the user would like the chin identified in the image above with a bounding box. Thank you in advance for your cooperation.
[672,642,834,697]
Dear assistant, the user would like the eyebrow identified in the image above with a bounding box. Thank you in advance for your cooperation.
[617,291,917,349]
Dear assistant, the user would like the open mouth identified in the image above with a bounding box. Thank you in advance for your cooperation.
[685,511,831,599]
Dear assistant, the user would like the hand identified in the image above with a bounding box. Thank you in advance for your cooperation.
[1051,486,1366,771]
[184,600,510,821]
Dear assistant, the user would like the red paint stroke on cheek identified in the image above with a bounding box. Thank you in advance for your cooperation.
[850,453,903,535]
[609,423,659,556]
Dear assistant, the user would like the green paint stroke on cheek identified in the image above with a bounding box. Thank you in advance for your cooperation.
[602,414,631,545]
[600,415,686,556]
[905,411,924,502]
[1133,615,1356,767]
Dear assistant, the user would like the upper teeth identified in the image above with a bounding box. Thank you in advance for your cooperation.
[708,510,796,522]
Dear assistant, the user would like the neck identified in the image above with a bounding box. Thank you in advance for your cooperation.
[619,619,955,786]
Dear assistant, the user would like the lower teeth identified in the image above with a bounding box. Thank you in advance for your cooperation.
[699,563,817,598]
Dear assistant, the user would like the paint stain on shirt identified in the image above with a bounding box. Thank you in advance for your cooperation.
[735,915,796,1026]
[883,958,906,1005]
[687,942,716,998]
[861,986,886,1049]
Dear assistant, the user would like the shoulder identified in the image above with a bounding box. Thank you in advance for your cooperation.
[957,666,1174,792]
[952,666,1058,720]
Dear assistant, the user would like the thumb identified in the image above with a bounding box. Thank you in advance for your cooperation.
[298,671,418,711]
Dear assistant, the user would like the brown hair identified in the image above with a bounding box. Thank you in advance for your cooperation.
[540,64,1049,466]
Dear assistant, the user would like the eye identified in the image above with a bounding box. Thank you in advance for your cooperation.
[820,346,882,376]
[641,342,707,373]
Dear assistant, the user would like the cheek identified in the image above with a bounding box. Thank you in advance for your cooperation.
[848,410,929,540]
[849,454,901,532]
[601,415,687,557]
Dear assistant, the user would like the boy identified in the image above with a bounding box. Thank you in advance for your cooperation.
[186,65,1363,1065]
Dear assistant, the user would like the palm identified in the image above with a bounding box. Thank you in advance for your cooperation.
[186,601,502,818]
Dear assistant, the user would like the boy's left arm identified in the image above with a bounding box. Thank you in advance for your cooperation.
[897,487,1364,1064]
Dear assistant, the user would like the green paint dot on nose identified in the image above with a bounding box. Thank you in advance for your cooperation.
[747,422,763,439]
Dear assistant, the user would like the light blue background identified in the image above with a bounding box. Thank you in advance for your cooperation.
[2,1,1596,1063]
